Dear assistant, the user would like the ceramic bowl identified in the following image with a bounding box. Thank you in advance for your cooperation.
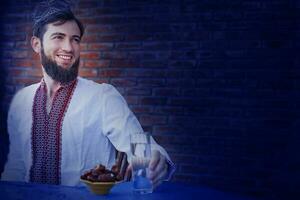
[81,179,121,195]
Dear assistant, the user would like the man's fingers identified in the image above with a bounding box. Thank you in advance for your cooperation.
[149,154,166,180]
[149,150,160,171]
[125,165,132,181]
[131,150,168,189]
[151,163,168,189]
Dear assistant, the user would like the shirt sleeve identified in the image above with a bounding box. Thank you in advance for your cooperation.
[165,158,176,181]
[1,92,26,181]
[101,84,175,180]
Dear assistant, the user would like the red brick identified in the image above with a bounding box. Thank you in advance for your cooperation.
[142,61,166,68]
[113,24,139,32]
[15,41,29,49]
[80,17,99,24]
[127,16,153,23]
[99,69,125,77]
[138,79,165,87]
[110,78,136,87]
[154,125,180,133]
[96,16,125,24]
[153,88,179,96]
[139,115,167,125]
[84,60,110,68]
[95,79,109,84]
[82,35,99,42]
[95,8,121,15]
[126,34,152,41]
[15,24,31,32]
[168,98,199,106]
[123,95,139,105]
[86,25,111,33]
[8,69,24,76]
[79,68,97,77]
[131,106,152,114]
[143,42,170,50]
[127,70,165,78]
[0,42,14,49]
[154,106,184,114]
[140,97,167,105]
[11,51,28,58]
[4,51,28,59]
[27,69,43,77]
[80,43,88,51]
[128,52,156,60]
[88,43,113,50]
[126,87,152,95]
[172,155,199,163]
[115,42,141,49]
[13,59,33,67]
[2,15,25,24]
[6,34,26,41]
[1,59,11,66]
[32,59,42,68]
[80,52,100,59]
[13,77,40,85]
[31,53,40,61]
[169,60,196,69]
[102,51,128,59]
[2,95,14,106]
[99,34,124,42]
[111,60,139,68]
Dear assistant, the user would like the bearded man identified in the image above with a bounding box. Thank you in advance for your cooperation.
[1,0,175,188]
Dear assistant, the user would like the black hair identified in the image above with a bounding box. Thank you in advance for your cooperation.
[32,1,84,40]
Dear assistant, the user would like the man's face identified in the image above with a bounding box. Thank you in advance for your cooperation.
[40,20,81,83]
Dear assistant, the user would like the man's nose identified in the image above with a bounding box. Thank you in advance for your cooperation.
[61,39,73,52]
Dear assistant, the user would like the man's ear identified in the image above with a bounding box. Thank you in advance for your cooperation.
[31,36,41,53]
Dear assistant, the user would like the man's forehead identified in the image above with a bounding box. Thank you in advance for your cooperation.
[44,20,81,37]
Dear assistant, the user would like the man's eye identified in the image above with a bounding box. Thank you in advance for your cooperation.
[54,36,63,40]
[74,38,81,43]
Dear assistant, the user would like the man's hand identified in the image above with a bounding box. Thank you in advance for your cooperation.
[148,150,168,189]
[126,150,169,189]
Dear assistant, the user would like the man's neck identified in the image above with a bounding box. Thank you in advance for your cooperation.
[42,69,62,100]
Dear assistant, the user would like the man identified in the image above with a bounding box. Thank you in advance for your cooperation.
[1,0,175,188]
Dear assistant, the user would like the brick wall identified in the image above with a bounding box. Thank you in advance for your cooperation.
[0,0,299,198]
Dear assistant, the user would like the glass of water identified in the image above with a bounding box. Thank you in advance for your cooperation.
[130,132,153,194]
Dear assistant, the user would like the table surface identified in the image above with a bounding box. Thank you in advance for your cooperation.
[0,180,260,200]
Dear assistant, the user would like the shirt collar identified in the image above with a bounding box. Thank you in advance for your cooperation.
[40,78,78,91]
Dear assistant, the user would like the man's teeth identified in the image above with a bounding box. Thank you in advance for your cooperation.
[58,55,72,60]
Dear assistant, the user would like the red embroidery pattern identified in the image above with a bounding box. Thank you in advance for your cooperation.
[30,79,77,184]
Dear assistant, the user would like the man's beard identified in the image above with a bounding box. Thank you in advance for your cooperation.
[41,48,80,84]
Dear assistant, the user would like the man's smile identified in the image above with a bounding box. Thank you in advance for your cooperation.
[57,54,72,60]
[56,54,74,66]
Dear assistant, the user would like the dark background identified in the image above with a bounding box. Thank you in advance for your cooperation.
[0,0,299,199]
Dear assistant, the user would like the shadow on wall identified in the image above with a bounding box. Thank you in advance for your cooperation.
[0,62,8,176]
[0,2,10,177]
[268,120,300,199]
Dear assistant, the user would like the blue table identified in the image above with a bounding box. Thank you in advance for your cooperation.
[0,181,260,200]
